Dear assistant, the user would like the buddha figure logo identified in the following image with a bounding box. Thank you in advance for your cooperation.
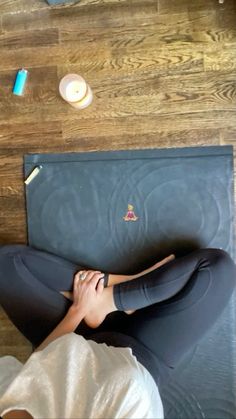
[123,204,139,221]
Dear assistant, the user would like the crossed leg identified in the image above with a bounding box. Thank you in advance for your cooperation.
[0,245,174,346]
[60,253,175,316]
[1,244,234,366]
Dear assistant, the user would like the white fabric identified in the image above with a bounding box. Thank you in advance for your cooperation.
[0,332,164,418]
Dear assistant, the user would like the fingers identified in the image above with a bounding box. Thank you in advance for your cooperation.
[83,271,102,282]
[90,273,105,290]
[73,273,81,291]
[75,270,104,287]
[75,270,99,280]
[96,277,105,295]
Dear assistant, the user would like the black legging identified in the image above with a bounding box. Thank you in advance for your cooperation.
[0,245,235,382]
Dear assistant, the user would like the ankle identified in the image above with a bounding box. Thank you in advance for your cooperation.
[106,273,133,287]
[102,287,118,314]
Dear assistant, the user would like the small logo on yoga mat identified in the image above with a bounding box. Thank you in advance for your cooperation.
[123,204,138,221]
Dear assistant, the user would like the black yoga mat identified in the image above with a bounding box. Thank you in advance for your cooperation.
[24,146,236,418]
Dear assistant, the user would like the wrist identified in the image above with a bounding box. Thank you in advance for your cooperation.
[67,305,86,324]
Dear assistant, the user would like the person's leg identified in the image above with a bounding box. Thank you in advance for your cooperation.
[111,248,236,369]
[0,245,125,346]
[0,249,71,348]
[107,254,175,287]
[2,244,234,360]
[58,254,175,301]
[0,245,99,347]
[85,247,217,327]
[14,244,174,309]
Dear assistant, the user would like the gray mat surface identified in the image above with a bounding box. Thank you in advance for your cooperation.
[24,146,236,418]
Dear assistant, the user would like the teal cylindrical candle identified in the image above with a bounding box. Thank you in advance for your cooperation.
[13,68,28,96]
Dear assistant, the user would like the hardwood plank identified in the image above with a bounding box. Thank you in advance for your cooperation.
[0,0,47,14]
[0,204,26,225]
[0,44,110,70]
[221,128,236,147]
[62,129,220,152]
[88,71,236,118]
[0,218,26,243]
[61,16,236,48]
[89,71,236,100]
[79,0,146,4]
[0,308,31,362]
[0,195,24,214]
[62,113,231,139]
[0,121,62,146]
[204,46,236,71]
[215,3,236,30]
[158,0,233,14]
[2,0,158,32]
[0,119,63,234]
[0,46,63,70]
[0,152,24,165]
[0,121,64,164]
[3,69,232,125]
[60,45,203,76]
[0,43,204,76]
[2,98,234,128]
[0,28,59,50]
[0,66,60,107]
[0,182,23,198]
[0,225,26,244]
[0,103,67,125]
[60,94,236,121]
[59,9,236,48]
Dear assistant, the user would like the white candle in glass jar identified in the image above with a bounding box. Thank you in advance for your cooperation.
[59,74,93,109]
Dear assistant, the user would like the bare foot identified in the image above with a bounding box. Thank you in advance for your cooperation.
[84,287,117,328]
[84,303,107,328]
[60,289,134,318]
[61,254,176,319]
[60,284,110,329]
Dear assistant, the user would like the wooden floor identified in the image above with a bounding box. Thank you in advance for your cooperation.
[0,0,236,363]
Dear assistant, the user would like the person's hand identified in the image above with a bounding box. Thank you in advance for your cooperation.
[69,270,105,318]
